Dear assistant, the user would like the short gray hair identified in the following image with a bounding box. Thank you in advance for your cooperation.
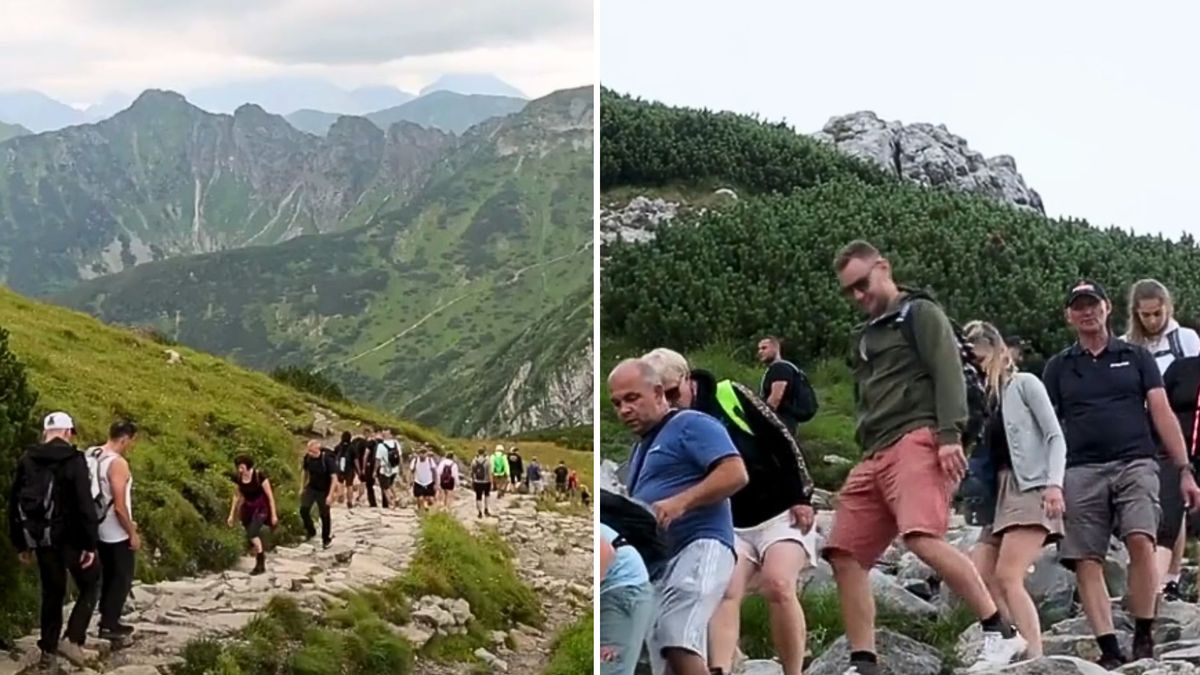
[608,358,662,388]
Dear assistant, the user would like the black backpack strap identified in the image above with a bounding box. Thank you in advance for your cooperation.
[1170,329,1185,360]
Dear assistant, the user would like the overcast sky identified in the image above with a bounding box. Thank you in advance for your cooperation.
[0,0,593,103]
[601,0,1198,239]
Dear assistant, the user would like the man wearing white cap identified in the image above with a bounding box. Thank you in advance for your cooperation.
[8,412,101,671]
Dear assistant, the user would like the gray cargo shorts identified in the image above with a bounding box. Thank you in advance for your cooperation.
[647,538,735,675]
[1060,457,1159,568]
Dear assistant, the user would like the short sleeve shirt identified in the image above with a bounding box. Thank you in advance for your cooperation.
[1043,337,1163,467]
[626,410,740,557]
[600,523,649,595]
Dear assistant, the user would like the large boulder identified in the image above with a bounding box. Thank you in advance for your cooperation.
[869,568,938,618]
[807,629,943,675]
[975,656,1110,674]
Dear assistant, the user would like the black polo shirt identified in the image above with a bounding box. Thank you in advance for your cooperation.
[1043,337,1163,467]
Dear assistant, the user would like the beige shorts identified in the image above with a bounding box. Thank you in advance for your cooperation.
[734,509,818,568]
[979,469,1064,547]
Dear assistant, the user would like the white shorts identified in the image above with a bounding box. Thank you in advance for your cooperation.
[647,538,735,675]
[734,509,818,568]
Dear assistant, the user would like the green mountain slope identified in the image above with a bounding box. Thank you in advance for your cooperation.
[286,91,529,137]
[58,86,594,436]
[0,284,441,643]
[0,121,30,142]
[600,88,1200,367]
[0,90,452,296]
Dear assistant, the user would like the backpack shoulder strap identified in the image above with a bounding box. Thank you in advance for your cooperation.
[1170,328,1184,359]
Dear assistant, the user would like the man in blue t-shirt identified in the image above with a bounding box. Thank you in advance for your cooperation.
[599,522,654,675]
[608,358,748,675]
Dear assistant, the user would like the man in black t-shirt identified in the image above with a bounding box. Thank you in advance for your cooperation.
[757,336,814,436]
[1044,280,1200,668]
[554,461,569,499]
[300,440,336,548]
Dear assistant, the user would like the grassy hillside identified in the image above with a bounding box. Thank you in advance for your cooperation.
[0,284,443,646]
[600,87,1200,376]
[60,87,594,437]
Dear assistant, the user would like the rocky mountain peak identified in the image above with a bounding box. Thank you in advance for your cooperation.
[813,111,1044,214]
[125,88,192,114]
[325,114,385,144]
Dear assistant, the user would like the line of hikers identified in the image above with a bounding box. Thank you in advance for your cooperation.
[600,239,1200,675]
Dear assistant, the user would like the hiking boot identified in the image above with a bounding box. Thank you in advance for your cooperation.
[37,651,59,674]
[1132,634,1155,661]
[250,553,266,576]
[99,623,135,640]
[322,539,332,550]
[841,662,879,675]
[1164,580,1183,602]
[1097,652,1127,670]
[56,640,89,668]
[967,631,1027,670]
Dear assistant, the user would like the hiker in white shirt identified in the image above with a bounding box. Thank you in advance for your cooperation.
[375,432,403,510]
[92,421,140,642]
[436,453,461,510]
[1122,278,1200,603]
[410,446,439,514]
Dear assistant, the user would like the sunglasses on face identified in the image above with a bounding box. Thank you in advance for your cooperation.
[840,261,880,296]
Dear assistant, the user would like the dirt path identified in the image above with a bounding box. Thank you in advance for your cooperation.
[1,487,591,675]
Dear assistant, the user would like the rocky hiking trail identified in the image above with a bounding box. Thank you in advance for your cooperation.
[2,491,592,675]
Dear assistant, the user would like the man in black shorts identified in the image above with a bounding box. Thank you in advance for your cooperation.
[470,447,493,518]
[507,446,524,492]
[410,446,439,514]
[333,431,357,508]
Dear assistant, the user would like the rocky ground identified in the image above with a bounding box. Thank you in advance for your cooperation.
[1,490,592,675]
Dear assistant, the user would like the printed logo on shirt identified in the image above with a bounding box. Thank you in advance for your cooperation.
[1110,361,1131,369]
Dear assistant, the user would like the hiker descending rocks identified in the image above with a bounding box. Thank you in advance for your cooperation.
[300,440,336,549]
[554,460,569,499]
[333,431,357,509]
[8,412,101,672]
[1043,279,1200,668]
[507,446,524,492]
[361,430,381,508]
[437,451,460,510]
[228,455,278,575]
[826,240,1026,674]
[410,445,439,514]
[91,420,141,643]
[1121,278,1200,604]
[471,447,493,518]
[608,358,748,675]
[643,347,817,675]
[962,321,1066,662]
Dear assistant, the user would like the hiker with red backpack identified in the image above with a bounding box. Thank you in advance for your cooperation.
[8,412,101,672]
[437,452,460,510]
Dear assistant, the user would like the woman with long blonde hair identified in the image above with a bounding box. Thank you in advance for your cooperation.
[964,320,1067,661]
[1121,279,1200,602]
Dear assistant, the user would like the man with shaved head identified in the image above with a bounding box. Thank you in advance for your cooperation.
[607,358,749,675]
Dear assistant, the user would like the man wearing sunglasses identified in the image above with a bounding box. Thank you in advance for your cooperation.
[8,412,101,672]
[824,241,1025,674]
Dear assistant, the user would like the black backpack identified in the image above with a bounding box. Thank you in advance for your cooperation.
[385,441,401,468]
[894,295,989,452]
[600,489,669,574]
[777,360,819,423]
[15,454,65,549]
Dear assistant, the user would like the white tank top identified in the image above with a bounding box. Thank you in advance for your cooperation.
[97,450,132,544]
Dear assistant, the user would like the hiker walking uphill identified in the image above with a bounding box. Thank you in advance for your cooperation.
[527,457,545,495]
[961,322,1066,661]
[8,412,101,672]
[757,336,819,437]
[91,421,141,642]
[333,431,357,509]
[360,431,380,508]
[554,460,569,499]
[300,440,336,549]
[375,432,402,509]
[437,452,460,510]
[1121,279,1200,603]
[824,241,1025,674]
[227,456,278,575]
[1043,280,1200,668]
[490,445,510,496]
[351,433,370,507]
[471,448,493,518]
[642,347,817,675]
[410,446,439,514]
[608,358,749,675]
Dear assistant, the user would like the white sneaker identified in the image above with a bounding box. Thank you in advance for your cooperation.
[968,631,1028,671]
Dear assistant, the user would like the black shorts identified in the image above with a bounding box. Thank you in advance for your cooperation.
[378,474,395,490]
[339,471,356,485]
[413,483,436,498]
[511,470,523,482]
[243,514,267,543]
[473,482,491,499]
[1159,455,1185,545]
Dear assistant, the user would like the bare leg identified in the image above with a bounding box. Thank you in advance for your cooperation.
[1126,533,1158,620]
[1169,521,1187,581]
[1076,559,1115,635]
[663,648,709,675]
[829,552,876,653]
[708,550,755,673]
[994,528,1048,657]
[971,542,1009,620]
[758,543,808,675]
[904,534,998,619]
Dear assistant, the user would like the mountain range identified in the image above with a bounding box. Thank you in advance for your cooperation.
[47,86,594,437]
[286,91,528,136]
[0,73,525,132]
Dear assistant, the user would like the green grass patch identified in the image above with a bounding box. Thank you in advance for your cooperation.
[543,609,594,675]
[739,589,975,673]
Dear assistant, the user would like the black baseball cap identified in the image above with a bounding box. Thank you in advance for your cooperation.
[1065,280,1108,308]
